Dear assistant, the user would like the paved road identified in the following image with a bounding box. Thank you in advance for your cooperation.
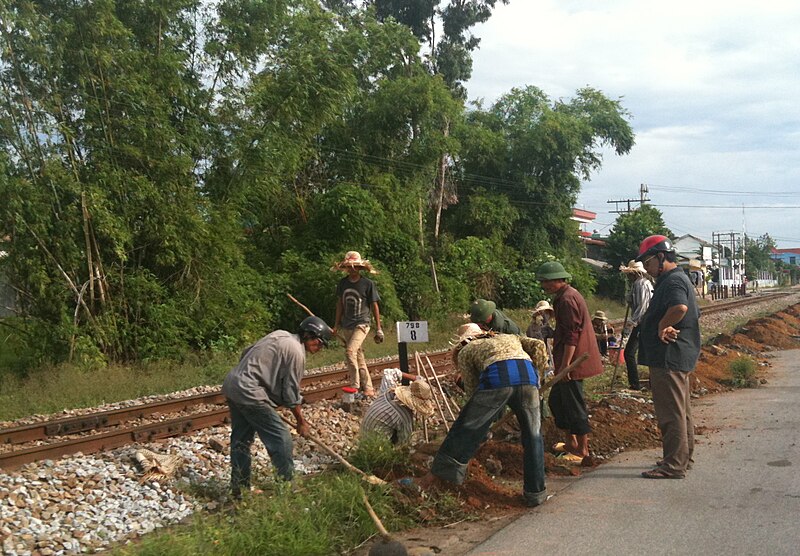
[468,350,800,556]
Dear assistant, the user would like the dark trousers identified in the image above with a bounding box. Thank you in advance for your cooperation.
[228,400,294,495]
[548,380,591,436]
[624,326,641,389]
[431,385,546,505]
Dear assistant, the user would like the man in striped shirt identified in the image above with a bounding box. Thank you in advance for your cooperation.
[361,380,435,445]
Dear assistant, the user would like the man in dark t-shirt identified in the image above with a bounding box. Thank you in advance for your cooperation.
[332,251,382,397]
[636,235,700,480]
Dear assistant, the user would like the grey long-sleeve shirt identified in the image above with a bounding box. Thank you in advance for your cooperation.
[627,276,654,326]
[222,331,306,408]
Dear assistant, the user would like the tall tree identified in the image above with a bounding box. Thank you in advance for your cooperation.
[452,86,635,256]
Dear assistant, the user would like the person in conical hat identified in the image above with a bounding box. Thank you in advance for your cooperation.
[591,310,615,357]
[526,300,555,342]
[332,251,383,397]
[360,380,435,445]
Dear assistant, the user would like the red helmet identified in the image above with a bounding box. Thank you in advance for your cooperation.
[635,235,674,262]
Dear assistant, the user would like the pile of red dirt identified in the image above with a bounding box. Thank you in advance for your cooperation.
[400,303,800,516]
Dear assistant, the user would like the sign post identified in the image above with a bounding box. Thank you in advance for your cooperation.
[396,321,429,378]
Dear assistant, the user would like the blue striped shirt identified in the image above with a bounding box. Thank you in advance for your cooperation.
[478,359,538,390]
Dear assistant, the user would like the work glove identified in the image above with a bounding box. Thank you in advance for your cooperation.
[374,329,385,344]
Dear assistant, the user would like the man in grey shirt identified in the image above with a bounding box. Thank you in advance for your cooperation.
[222,316,332,497]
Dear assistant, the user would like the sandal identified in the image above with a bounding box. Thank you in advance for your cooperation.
[641,468,684,479]
[656,459,693,470]
[557,453,584,464]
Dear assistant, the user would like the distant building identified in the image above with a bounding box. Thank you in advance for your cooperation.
[673,234,714,266]
[771,248,800,266]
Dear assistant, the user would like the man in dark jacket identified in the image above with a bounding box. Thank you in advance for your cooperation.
[536,261,603,462]
[636,235,701,479]
[470,298,521,334]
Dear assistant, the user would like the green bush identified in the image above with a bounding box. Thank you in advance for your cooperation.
[729,355,758,388]
[348,433,411,476]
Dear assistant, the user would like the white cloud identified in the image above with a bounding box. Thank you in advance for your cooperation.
[467,0,800,247]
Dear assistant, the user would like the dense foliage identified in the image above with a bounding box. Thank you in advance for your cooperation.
[0,0,634,366]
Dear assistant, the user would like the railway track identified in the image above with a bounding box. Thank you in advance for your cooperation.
[0,351,453,469]
[0,291,790,470]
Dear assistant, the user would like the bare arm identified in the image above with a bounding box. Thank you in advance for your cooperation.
[371,301,381,331]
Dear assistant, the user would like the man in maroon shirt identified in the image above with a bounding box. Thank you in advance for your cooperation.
[537,261,603,462]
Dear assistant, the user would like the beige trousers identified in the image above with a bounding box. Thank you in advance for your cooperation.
[649,366,695,475]
[341,324,373,392]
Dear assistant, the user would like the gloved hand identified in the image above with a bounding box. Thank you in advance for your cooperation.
[374,329,385,344]
[414,375,424,382]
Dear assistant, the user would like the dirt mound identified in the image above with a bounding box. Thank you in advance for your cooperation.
[395,302,800,524]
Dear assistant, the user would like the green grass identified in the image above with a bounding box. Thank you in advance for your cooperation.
[114,473,414,556]
[728,355,758,388]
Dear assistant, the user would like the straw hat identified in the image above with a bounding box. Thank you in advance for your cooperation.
[532,300,554,315]
[619,259,647,274]
[331,251,378,274]
[394,380,435,416]
[688,259,702,270]
[592,310,608,322]
[453,322,484,345]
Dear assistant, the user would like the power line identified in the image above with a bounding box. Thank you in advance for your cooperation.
[652,204,800,209]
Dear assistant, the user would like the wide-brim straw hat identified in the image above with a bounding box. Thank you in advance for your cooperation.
[451,323,484,346]
[331,250,378,274]
[592,310,608,321]
[688,259,703,270]
[394,380,435,416]
[533,300,554,315]
[619,259,647,274]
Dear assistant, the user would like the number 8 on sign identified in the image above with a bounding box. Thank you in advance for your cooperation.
[396,321,429,343]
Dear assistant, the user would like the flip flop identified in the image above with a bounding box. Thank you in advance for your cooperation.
[552,442,567,453]
[557,453,584,464]
[657,459,693,470]
[641,468,684,479]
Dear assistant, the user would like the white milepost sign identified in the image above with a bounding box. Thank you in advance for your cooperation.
[396,321,429,343]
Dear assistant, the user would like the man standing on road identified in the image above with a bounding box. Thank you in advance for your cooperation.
[620,259,653,391]
[636,235,701,479]
[222,316,332,497]
[332,251,383,398]
[536,261,603,462]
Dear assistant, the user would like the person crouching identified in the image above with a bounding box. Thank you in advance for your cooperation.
[360,380,435,445]
[417,324,549,507]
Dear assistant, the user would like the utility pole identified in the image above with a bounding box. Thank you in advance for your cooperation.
[607,184,651,214]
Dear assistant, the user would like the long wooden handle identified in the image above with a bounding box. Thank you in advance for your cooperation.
[287,293,315,317]
[540,353,589,393]
[280,416,386,485]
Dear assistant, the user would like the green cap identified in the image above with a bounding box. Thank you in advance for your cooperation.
[469,299,496,323]
[536,261,571,281]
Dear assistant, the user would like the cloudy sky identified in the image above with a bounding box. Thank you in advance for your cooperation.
[466,0,800,248]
